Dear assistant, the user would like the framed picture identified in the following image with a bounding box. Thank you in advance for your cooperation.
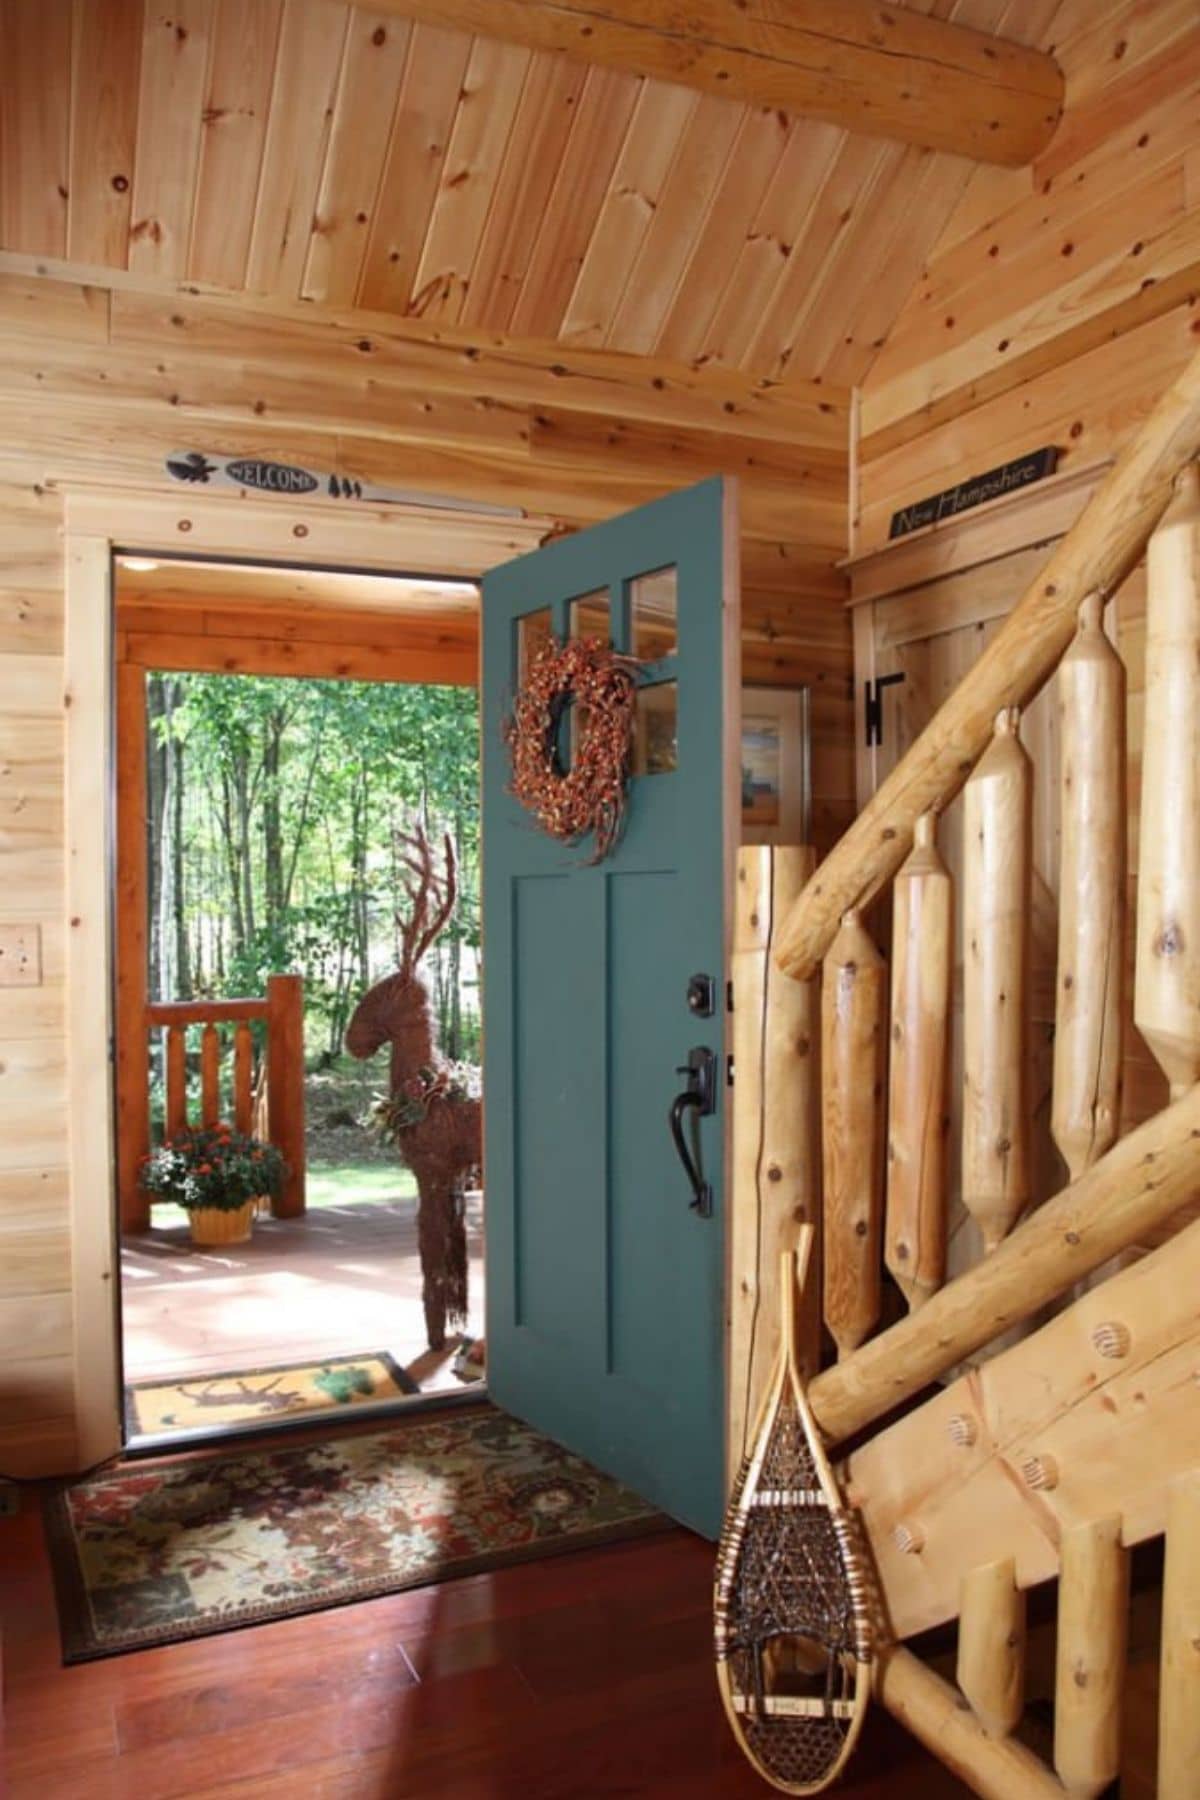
[740,686,809,846]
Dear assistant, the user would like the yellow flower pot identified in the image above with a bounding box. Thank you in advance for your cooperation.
[187,1200,257,1247]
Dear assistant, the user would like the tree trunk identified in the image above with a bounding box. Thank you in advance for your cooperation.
[262,707,286,936]
[145,673,168,998]
[449,800,464,1060]
[171,683,191,998]
[235,751,256,949]
[352,769,370,993]
[220,766,247,959]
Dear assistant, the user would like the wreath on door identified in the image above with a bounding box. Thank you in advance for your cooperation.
[504,635,638,862]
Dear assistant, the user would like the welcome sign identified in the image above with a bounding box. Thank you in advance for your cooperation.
[888,446,1059,540]
[165,451,523,517]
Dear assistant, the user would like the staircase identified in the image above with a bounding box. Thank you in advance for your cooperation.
[734,345,1200,1798]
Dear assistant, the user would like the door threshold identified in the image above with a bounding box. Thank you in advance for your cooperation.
[121,1381,488,1460]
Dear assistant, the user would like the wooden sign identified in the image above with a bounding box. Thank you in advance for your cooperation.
[888,446,1058,540]
[165,451,523,518]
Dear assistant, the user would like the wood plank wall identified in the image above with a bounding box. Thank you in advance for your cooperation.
[0,478,74,1476]
[856,0,1200,555]
[0,271,854,1474]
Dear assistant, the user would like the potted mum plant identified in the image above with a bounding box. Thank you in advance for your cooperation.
[141,1124,287,1246]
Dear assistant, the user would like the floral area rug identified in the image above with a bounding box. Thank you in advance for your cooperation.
[45,1404,668,1662]
[124,1351,419,1436]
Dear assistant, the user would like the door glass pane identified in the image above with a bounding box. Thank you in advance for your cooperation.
[517,606,554,680]
[632,566,677,661]
[633,681,678,776]
[570,588,611,645]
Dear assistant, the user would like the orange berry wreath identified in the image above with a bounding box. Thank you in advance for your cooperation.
[504,635,639,862]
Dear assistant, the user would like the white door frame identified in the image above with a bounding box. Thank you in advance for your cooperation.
[62,481,550,1469]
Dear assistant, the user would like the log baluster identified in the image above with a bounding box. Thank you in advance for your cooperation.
[233,1022,254,1133]
[165,1025,187,1137]
[1053,1515,1129,1799]
[1136,464,1200,1099]
[1052,595,1126,1179]
[200,1022,221,1127]
[821,908,886,1358]
[1159,1472,1200,1800]
[957,1558,1025,1740]
[885,810,951,1310]
[962,708,1032,1253]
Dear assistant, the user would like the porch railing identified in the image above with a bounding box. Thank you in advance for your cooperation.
[122,973,306,1229]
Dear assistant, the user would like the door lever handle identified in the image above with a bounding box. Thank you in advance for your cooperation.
[669,1046,716,1217]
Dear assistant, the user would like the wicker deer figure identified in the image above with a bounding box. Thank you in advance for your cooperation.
[346,827,481,1352]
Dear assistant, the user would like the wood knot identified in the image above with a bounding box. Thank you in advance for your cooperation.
[1020,1454,1059,1491]
[1092,1321,1131,1359]
[1154,920,1185,957]
[893,1523,924,1555]
[947,1413,977,1448]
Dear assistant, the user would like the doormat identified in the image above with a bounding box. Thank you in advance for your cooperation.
[124,1351,420,1436]
[45,1404,669,1662]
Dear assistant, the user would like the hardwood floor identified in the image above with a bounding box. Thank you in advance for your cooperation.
[0,1486,974,1799]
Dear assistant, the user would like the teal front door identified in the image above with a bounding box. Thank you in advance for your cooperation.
[481,477,739,1539]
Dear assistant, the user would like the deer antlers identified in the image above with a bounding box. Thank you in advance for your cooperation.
[395,824,458,982]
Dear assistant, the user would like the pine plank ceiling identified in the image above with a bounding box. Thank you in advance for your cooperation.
[0,0,1065,390]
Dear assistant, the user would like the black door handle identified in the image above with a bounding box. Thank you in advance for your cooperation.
[669,1046,716,1217]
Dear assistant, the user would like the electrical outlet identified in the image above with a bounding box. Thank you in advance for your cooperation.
[0,925,41,987]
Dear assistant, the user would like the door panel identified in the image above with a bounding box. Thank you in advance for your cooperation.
[482,478,739,1538]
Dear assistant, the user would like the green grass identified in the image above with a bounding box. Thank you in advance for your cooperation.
[307,1162,417,1208]
[140,1160,416,1231]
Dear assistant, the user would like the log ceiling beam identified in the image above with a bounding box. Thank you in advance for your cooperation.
[373,0,1064,166]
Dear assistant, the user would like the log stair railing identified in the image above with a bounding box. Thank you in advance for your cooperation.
[132,973,307,1224]
[731,342,1200,1799]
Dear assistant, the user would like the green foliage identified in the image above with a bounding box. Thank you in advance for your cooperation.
[145,671,481,1065]
[141,1125,287,1213]
[370,1061,482,1142]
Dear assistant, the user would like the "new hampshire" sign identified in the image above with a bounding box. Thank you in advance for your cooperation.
[888,446,1059,540]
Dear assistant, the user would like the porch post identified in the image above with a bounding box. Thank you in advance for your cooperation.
[266,974,307,1216]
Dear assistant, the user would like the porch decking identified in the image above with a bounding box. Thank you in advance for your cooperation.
[120,1192,485,1409]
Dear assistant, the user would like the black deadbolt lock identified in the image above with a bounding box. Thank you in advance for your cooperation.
[687,972,717,1017]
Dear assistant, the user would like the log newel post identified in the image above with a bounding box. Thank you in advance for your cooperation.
[267,974,307,1217]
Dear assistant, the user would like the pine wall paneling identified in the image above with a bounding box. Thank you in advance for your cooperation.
[856,0,1200,551]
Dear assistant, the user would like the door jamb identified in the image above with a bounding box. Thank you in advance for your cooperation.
[62,482,550,1470]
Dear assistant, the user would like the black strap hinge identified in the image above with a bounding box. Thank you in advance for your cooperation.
[864,673,906,747]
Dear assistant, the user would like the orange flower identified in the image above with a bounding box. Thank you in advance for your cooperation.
[198,1163,212,1174]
